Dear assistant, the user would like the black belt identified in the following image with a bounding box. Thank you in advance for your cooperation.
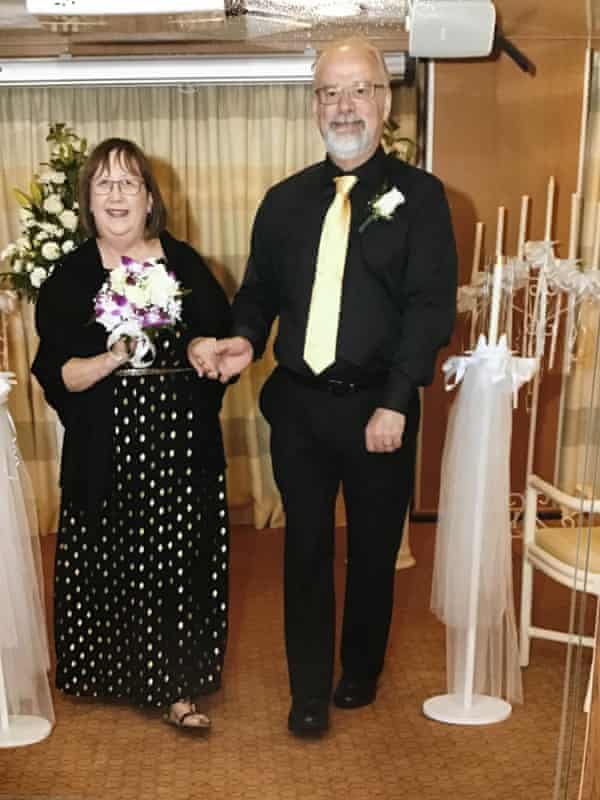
[280,367,387,397]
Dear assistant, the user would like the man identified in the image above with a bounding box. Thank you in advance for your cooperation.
[190,37,457,736]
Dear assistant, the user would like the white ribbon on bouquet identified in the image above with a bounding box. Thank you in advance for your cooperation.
[106,320,156,369]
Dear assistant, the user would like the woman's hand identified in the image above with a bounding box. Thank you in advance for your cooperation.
[187,337,219,379]
[110,337,132,364]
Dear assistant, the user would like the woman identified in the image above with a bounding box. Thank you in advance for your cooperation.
[32,138,231,730]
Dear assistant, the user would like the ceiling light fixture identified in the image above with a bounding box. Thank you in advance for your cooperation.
[26,0,224,13]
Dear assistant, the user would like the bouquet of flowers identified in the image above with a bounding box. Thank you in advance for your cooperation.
[0,123,88,301]
[94,256,184,368]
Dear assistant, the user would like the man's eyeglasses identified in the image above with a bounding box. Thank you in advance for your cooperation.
[92,177,145,196]
[314,81,387,106]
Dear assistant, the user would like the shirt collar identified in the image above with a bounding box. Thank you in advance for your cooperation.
[320,146,388,191]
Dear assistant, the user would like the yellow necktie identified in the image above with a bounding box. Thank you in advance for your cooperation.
[303,174,357,374]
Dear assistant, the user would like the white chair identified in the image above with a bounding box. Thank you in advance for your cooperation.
[520,473,600,711]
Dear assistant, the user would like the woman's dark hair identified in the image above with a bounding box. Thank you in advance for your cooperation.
[78,137,167,238]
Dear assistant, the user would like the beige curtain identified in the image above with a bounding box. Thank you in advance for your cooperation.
[0,81,416,534]
[559,52,600,493]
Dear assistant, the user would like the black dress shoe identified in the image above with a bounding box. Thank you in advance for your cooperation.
[288,699,330,736]
[333,677,377,709]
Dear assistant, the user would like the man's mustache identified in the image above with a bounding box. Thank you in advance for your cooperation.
[329,115,365,127]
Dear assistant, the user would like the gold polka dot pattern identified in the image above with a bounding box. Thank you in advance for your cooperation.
[54,328,229,707]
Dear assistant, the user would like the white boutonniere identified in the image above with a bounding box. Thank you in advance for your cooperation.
[359,186,405,233]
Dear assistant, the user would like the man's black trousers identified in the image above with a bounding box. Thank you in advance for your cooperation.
[260,366,420,702]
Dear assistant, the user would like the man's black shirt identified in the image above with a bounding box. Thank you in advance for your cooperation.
[232,146,457,414]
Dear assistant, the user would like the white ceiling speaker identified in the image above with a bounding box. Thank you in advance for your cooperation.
[26,0,224,13]
[407,0,496,59]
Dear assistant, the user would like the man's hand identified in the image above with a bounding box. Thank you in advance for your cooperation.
[187,336,220,379]
[215,336,254,383]
[365,407,406,453]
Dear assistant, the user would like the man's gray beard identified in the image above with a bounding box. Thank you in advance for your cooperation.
[324,126,370,162]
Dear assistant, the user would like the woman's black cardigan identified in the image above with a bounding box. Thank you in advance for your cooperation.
[31,231,232,514]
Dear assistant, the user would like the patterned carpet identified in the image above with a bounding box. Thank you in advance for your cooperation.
[0,523,589,800]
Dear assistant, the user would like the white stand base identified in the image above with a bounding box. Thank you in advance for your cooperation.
[0,715,52,748]
[423,693,512,725]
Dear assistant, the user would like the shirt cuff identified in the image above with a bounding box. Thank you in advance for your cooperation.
[230,325,264,360]
[380,371,418,415]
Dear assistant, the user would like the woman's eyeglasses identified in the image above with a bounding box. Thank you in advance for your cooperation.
[92,177,144,196]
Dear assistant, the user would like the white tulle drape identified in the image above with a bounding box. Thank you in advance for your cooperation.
[0,373,54,726]
[431,336,537,704]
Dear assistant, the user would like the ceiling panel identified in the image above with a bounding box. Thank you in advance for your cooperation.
[0,0,410,57]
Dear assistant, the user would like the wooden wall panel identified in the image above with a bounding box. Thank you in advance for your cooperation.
[417,40,588,512]
[497,0,587,38]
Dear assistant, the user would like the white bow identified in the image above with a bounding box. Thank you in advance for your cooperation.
[106,321,156,369]
[443,335,538,406]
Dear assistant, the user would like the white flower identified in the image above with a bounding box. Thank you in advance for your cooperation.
[12,259,23,273]
[124,284,148,308]
[41,241,61,261]
[62,239,75,254]
[35,230,50,243]
[359,185,405,233]
[51,171,66,184]
[109,265,128,294]
[38,171,54,185]
[59,209,78,232]
[43,194,64,215]
[42,222,62,236]
[30,267,48,288]
[373,187,405,218]
[19,207,34,224]
[1,243,17,260]
[146,264,178,309]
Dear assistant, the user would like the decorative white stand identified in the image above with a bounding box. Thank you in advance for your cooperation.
[0,565,52,750]
[424,247,526,726]
[423,692,511,726]
[0,372,54,748]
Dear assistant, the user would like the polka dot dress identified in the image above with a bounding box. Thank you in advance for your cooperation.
[54,328,229,708]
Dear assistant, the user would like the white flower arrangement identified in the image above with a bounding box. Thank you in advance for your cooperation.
[0,123,88,301]
[359,185,405,233]
[94,256,184,368]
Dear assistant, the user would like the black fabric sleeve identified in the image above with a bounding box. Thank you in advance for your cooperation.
[31,299,72,421]
[31,245,107,423]
[168,240,232,352]
[381,176,457,413]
